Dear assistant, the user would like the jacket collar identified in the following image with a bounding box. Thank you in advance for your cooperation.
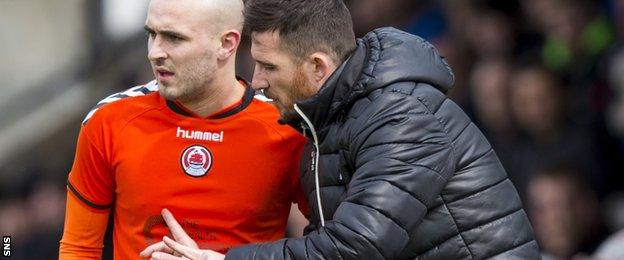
[284,27,455,134]
[283,37,369,133]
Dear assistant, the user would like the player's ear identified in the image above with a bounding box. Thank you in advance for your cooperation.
[217,29,241,60]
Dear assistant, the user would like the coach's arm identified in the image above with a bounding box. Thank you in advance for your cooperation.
[227,95,455,259]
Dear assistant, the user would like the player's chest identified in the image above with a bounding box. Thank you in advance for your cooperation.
[109,118,288,191]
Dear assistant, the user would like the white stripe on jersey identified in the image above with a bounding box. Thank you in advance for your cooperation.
[82,80,159,125]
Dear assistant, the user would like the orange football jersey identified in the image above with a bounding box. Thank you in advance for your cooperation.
[65,80,307,259]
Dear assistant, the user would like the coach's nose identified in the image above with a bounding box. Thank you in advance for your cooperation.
[251,64,269,91]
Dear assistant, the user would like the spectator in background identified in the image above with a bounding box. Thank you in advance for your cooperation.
[526,0,614,122]
[436,1,521,108]
[527,165,609,259]
[523,0,614,73]
[468,58,517,174]
[509,66,566,143]
[347,0,423,37]
[469,58,514,142]
[0,199,29,257]
[24,181,66,259]
[606,50,624,156]
[0,180,65,259]
[465,9,515,59]
[601,49,624,234]
[507,65,601,199]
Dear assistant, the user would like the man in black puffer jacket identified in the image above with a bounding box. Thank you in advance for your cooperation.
[145,0,541,259]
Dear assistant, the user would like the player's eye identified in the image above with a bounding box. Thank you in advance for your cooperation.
[166,35,183,42]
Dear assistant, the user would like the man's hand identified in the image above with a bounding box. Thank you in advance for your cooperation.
[140,209,225,260]
[149,236,225,260]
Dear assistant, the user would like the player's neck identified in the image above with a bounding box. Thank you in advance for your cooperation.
[179,76,245,118]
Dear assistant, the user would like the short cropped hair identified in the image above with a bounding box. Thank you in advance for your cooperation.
[243,0,356,64]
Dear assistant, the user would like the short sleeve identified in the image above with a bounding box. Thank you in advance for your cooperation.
[67,124,115,209]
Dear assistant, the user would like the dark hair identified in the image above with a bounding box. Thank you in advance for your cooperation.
[243,0,356,64]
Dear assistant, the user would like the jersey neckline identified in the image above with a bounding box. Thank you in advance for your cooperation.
[163,79,255,120]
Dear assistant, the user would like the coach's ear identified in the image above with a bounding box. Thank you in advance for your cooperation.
[217,29,241,60]
[305,52,338,90]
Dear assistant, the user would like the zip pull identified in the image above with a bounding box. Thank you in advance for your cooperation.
[293,104,326,228]
[300,122,308,138]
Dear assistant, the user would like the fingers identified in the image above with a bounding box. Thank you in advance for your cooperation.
[140,241,174,258]
[151,251,183,260]
[163,236,198,259]
[161,209,198,247]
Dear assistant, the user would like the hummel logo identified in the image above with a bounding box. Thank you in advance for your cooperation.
[176,127,224,142]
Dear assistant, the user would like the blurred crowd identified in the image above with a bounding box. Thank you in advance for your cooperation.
[2,0,624,259]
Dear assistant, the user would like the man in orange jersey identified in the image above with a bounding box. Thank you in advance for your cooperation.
[58,0,307,259]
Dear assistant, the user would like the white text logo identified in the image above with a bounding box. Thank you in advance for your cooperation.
[176,127,224,142]
[3,236,10,257]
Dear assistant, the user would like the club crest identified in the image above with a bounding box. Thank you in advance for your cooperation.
[180,145,212,177]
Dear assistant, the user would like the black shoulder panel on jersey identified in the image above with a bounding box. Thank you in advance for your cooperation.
[82,80,159,125]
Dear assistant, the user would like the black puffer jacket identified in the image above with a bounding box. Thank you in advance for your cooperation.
[228,27,540,259]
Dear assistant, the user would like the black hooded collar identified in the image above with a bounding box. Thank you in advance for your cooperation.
[284,27,455,136]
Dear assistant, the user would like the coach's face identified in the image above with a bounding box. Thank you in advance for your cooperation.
[145,0,220,103]
[250,31,336,121]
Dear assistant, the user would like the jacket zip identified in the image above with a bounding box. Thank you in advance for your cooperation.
[293,104,326,227]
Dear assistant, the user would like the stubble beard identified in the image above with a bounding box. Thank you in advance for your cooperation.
[277,68,317,123]
[158,56,215,103]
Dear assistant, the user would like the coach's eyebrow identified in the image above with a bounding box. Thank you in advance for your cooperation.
[256,60,276,68]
